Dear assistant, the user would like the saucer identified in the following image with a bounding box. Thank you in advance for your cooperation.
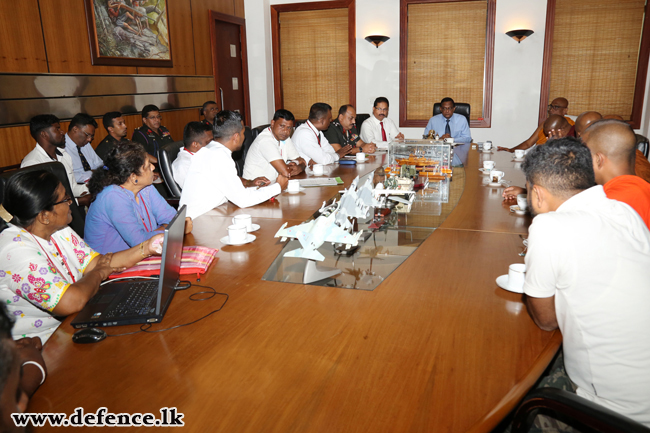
[286,187,306,194]
[482,150,494,154]
[487,181,505,187]
[510,205,526,215]
[479,168,493,174]
[248,223,260,232]
[220,234,256,246]
[355,158,370,163]
[496,274,524,293]
[512,157,524,162]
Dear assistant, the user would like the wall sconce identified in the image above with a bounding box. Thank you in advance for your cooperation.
[506,29,534,43]
[365,35,390,48]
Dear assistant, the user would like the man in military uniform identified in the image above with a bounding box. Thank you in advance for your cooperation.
[324,104,376,155]
[95,111,128,161]
[132,104,174,159]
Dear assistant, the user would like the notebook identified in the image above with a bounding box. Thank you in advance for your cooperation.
[71,205,186,329]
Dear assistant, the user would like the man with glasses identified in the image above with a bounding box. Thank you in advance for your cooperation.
[360,97,404,149]
[424,97,471,144]
[64,113,103,185]
[499,97,574,152]
[132,104,175,159]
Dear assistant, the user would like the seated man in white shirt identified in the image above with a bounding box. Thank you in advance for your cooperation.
[359,97,404,149]
[179,111,287,219]
[521,138,650,427]
[293,103,352,164]
[243,109,307,182]
[22,114,92,207]
[172,121,213,188]
[64,113,103,187]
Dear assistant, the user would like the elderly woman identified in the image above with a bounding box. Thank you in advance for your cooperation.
[0,171,163,342]
[85,140,192,254]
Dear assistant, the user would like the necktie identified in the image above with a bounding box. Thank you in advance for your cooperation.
[77,146,92,172]
[445,119,451,136]
[380,121,387,141]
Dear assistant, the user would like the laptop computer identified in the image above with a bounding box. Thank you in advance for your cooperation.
[71,205,186,329]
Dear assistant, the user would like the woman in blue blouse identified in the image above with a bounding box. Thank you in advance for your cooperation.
[85,141,192,254]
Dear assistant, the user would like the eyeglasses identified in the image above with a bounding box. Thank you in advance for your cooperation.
[53,195,73,206]
[147,115,162,120]
[548,104,567,110]
[440,106,455,111]
[80,129,95,140]
[374,107,388,112]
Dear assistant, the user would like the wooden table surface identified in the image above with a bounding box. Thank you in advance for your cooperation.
[29,148,560,432]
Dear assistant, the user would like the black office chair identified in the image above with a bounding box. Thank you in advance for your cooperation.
[432,102,471,125]
[0,162,87,237]
[636,134,649,159]
[355,113,370,132]
[294,119,307,129]
[232,126,253,177]
[251,124,270,140]
[158,140,184,199]
[512,388,650,433]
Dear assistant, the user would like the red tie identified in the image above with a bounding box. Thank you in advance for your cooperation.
[380,121,387,141]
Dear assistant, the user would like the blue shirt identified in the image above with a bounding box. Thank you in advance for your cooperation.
[64,134,104,184]
[424,113,471,144]
[85,185,177,254]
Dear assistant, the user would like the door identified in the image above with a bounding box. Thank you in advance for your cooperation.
[210,11,250,125]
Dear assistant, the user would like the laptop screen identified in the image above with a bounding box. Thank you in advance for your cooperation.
[156,205,186,313]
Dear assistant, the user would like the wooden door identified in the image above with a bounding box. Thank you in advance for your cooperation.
[210,11,250,125]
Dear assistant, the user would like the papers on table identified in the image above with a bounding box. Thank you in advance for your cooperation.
[300,177,343,187]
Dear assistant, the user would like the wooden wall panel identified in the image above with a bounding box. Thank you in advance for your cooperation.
[0,109,201,169]
[234,0,246,18]
[137,0,196,75]
[0,0,48,73]
[38,0,136,74]
[192,0,236,76]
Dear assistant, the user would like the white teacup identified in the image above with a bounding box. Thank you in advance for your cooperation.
[507,263,526,292]
[483,160,496,170]
[517,194,528,211]
[227,224,247,244]
[356,152,366,162]
[490,170,505,183]
[313,164,324,175]
[288,179,301,193]
[483,141,493,151]
[444,137,455,145]
[514,149,525,159]
[232,214,253,231]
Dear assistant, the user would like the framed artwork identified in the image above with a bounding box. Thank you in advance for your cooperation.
[84,0,173,67]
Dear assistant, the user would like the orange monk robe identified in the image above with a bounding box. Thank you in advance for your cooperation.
[536,116,576,144]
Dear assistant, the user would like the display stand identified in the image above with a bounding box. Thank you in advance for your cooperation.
[303,260,341,284]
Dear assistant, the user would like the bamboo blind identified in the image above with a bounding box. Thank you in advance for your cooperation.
[406,1,487,121]
[549,0,645,120]
[279,9,349,120]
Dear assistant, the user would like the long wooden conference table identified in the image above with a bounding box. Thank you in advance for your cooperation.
[29,147,561,432]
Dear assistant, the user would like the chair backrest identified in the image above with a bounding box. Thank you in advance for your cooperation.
[432,102,471,125]
[251,124,270,140]
[0,162,87,237]
[636,134,649,159]
[158,140,184,198]
[294,119,307,129]
[232,126,253,177]
[355,113,371,132]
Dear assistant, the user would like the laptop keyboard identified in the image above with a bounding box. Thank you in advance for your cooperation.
[104,281,159,318]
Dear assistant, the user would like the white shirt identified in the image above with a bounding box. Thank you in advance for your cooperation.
[524,186,650,426]
[243,127,300,182]
[21,144,89,198]
[292,120,339,164]
[172,148,194,188]
[360,115,401,149]
[64,133,103,184]
[179,141,282,219]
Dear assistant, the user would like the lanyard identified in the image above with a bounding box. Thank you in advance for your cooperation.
[119,187,153,232]
[306,122,321,147]
[184,148,194,156]
[29,233,77,283]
